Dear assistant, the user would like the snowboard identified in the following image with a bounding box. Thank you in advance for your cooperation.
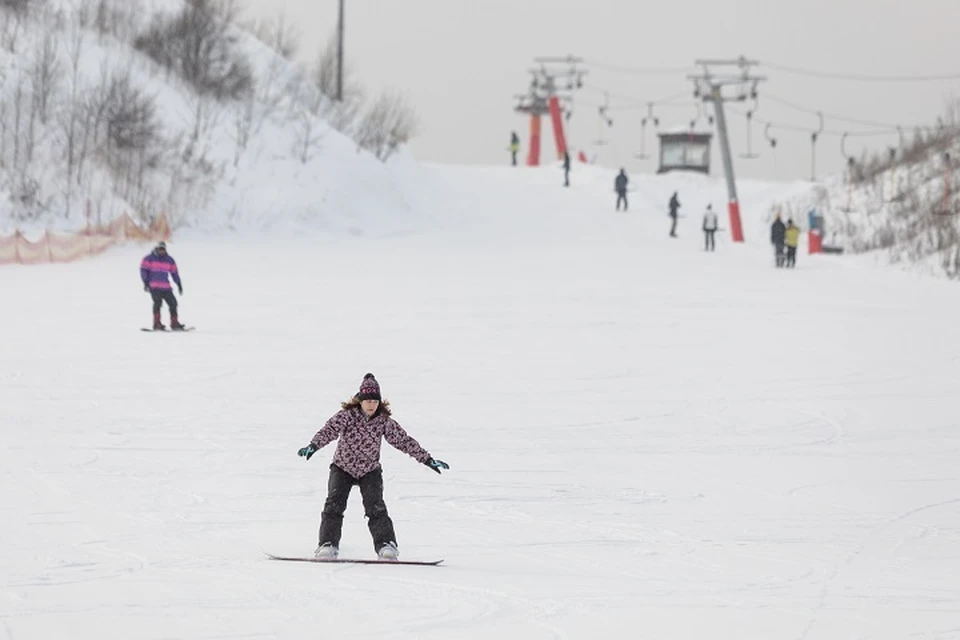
[141,327,195,332]
[266,553,442,566]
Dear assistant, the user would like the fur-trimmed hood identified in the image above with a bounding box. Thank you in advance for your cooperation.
[340,396,392,418]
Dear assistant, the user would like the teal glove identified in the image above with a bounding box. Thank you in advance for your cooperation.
[424,457,449,474]
[298,444,317,460]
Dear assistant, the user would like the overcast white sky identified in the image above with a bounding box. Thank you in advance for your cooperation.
[244,0,960,182]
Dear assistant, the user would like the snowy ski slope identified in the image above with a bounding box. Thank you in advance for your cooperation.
[2,164,959,639]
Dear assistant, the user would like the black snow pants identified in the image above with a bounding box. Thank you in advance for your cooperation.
[786,246,797,268]
[704,229,716,251]
[150,288,178,315]
[318,464,396,551]
[774,241,786,267]
[616,191,628,211]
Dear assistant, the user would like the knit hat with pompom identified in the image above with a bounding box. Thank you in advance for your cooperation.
[357,373,381,401]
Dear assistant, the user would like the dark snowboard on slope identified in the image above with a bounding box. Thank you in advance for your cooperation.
[266,553,442,566]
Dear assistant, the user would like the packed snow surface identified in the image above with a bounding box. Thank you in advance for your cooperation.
[2,164,959,639]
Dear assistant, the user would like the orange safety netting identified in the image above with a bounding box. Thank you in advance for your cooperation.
[0,213,170,266]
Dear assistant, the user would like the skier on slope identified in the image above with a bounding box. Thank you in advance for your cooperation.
[668,191,681,237]
[702,204,718,251]
[140,241,186,330]
[614,168,629,211]
[784,219,800,268]
[297,373,449,561]
[771,213,787,268]
[509,131,520,166]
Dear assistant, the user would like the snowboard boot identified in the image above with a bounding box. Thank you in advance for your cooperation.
[315,542,338,560]
[377,541,399,561]
[153,312,165,331]
[170,313,186,331]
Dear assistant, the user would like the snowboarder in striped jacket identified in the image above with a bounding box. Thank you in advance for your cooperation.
[140,241,185,330]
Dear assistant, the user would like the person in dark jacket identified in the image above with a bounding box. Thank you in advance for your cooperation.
[297,373,449,561]
[509,132,520,166]
[771,213,787,267]
[563,150,571,187]
[139,241,185,330]
[668,192,680,237]
[614,168,629,210]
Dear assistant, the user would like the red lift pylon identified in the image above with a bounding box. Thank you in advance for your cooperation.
[514,56,586,166]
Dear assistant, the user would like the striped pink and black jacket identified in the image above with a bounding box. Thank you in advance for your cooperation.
[140,251,181,290]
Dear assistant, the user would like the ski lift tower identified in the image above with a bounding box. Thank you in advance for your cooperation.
[688,57,764,243]
[514,56,586,166]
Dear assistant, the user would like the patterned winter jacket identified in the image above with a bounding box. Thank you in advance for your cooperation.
[311,407,431,479]
[140,251,182,290]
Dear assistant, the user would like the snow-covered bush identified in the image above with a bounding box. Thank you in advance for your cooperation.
[354,90,418,163]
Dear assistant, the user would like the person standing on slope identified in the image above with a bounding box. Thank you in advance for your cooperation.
[614,168,629,211]
[770,213,787,268]
[668,191,681,237]
[140,241,185,330]
[784,219,800,268]
[702,204,718,251]
[509,131,520,166]
[297,373,449,561]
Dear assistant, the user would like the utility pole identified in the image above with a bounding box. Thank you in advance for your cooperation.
[688,57,764,243]
[336,0,344,102]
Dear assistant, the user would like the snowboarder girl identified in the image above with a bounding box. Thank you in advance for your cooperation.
[297,373,449,560]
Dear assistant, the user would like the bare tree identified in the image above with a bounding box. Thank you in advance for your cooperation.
[9,174,44,221]
[134,0,253,99]
[0,0,43,17]
[74,59,114,186]
[94,0,141,41]
[30,24,63,124]
[75,61,161,170]
[280,66,315,118]
[0,7,23,52]
[247,8,299,60]
[251,53,288,133]
[65,60,164,218]
[60,12,86,210]
[232,92,254,167]
[291,100,324,164]
[322,90,365,136]
[0,78,7,165]
[11,68,25,168]
[74,0,94,28]
[73,92,96,187]
[25,69,37,164]
[311,32,342,99]
[103,72,160,152]
[93,0,108,36]
[188,91,222,144]
[311,31,364,134]
[355,90,419,162]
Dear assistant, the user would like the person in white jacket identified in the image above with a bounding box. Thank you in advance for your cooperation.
[703,204,719,251]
